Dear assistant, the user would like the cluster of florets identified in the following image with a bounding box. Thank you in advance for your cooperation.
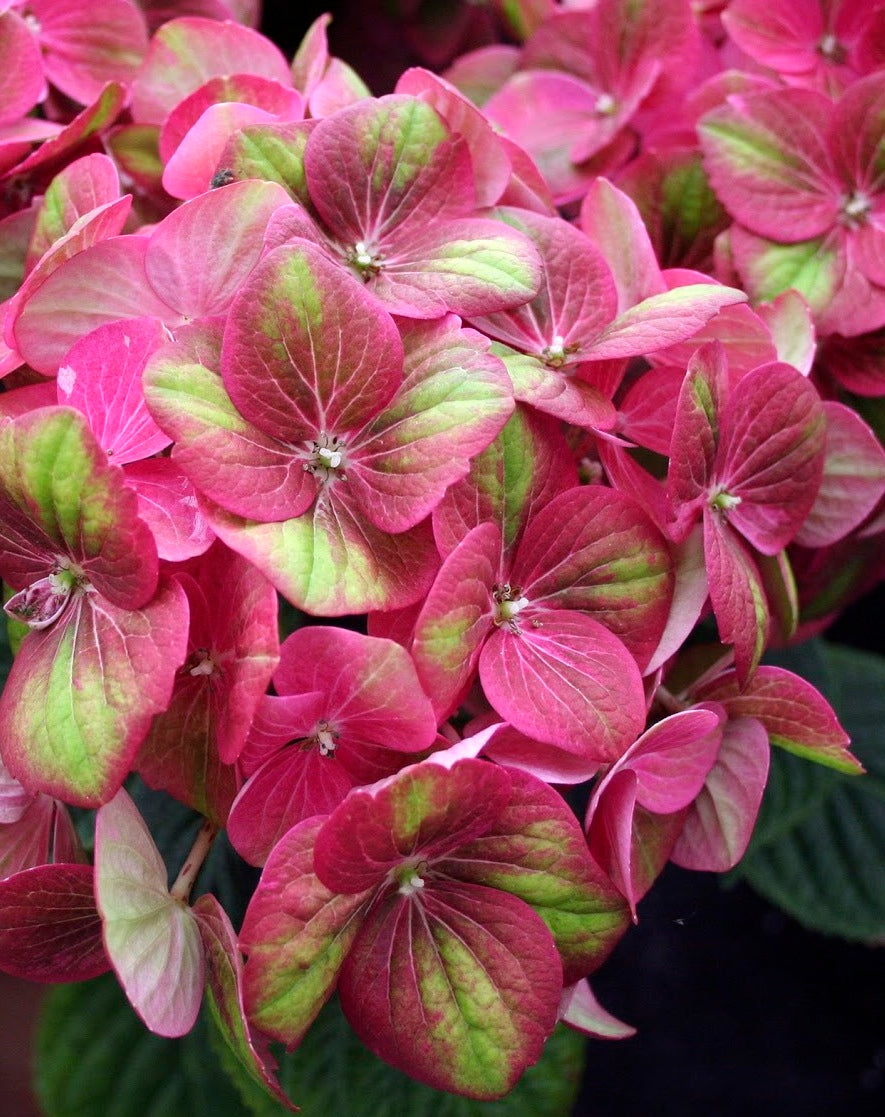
[0,0,883,1105]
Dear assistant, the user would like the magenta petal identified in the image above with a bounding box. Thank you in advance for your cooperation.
[57,317,170,463]
[703,512,769,685]
[480,608,645,762]
[559,980,636,1040]
[145,180,291,319]
[31,0,148,105]
[667,340,729,520]
[13,237,180,375]
[622,708,722,814]
[0,863,108,983]
[123,458,216,562]
[339,880,562,1100]
[671,716,770,873]
[162,102,277,199]
[228,748,354,867]
[718,362,826,554]
[0,11,45,126]
[314,758,512,895]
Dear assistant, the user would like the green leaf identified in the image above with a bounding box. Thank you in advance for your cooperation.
[734,640,885,940]
[35,975,246,1117]
[229,995,586,1117]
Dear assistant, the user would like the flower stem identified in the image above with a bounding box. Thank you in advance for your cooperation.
[170,818,217,903]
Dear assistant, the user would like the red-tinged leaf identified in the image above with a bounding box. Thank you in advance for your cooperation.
[0,10,45,127]
[218,120,314,205]
[0,406,158,606]
[106,123,162,193]
[793,402,885,548]
[304,95,474,246]
[480,608,645,762]
[240,816,372,1046]
[560,980,636,1040]
[649,301,778,382]
[228,746,354,867]
[694,665,860,774]
[703,511,769,685]
[193,894,297,1112]
[469,208,618,364]
[339,879,562,1099]
[238,691,327,776]
[581,284,747,361]
[145,180,291,318]
[411,521,500,721]
[314,759,512,895]
[618,365,684,456]
[671,716,770,873]
[500,350,616,432]
[94,789,204,1036]
[619,708,722,814]
[222,240,403,443]
[717,362,826,554]
[432,406,577,560]
[131,16,292,124]
[513,485,674,671]
[57,317,170,464]
[31,0,148,105]
[123,458,216,562]
[668,341,728,518]
[756,289,816,374]
[144,319,317,523]
[347,316,514,533]
[13,236,180,375]
[395,68,512,207]
[202,488,439,616]
[0,579,188,807]
[0,863,108,982]
[579,178,666,311]
[290,13,331,95]
[441,765,629,981]
[698,89,838,240]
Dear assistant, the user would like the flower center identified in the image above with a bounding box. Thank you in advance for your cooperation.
[840,190,872,227]
[492,582,530,629]
[709,489,742,516]
[303,432,347,483]
[4,559,88,630]
[188,647,218,677]
[594,92,617,116]
[540,334,579,368]
[312,721,338,757]
[817,32,847,64]
[348,240,384,280]
[394,859,429,897]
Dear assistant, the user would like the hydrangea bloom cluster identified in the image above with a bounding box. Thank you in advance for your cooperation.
[0,0,883,1105]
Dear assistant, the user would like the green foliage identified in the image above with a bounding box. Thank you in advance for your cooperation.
[734,640,885,940]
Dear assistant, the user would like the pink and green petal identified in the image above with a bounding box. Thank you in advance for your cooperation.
[222,240,403,442]
[500,350,616,431]
[0,863,109,982]
[443,766,630,981]
[411,521,501,721]
[0,406,158,605]
[0,580,188,807]
[193,894,297,1112]
[240,817,372,1046]
[339,880,562,1100]
[695,666,859,774]
[314,758,512,895]
[559,980,636,1040]
[668,341,728,519]
[143,320,316,522]
[94,788,204,1037]
[348,316,514,533]
[203,489,439,616]
[123,458,216,562]
[27,153,122,267]
[513,485,675,670]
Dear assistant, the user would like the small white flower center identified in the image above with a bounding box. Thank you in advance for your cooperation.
[398,872,426,897]
[840,191,872,225]
[316,725,337,757]
[595,93,617,116]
